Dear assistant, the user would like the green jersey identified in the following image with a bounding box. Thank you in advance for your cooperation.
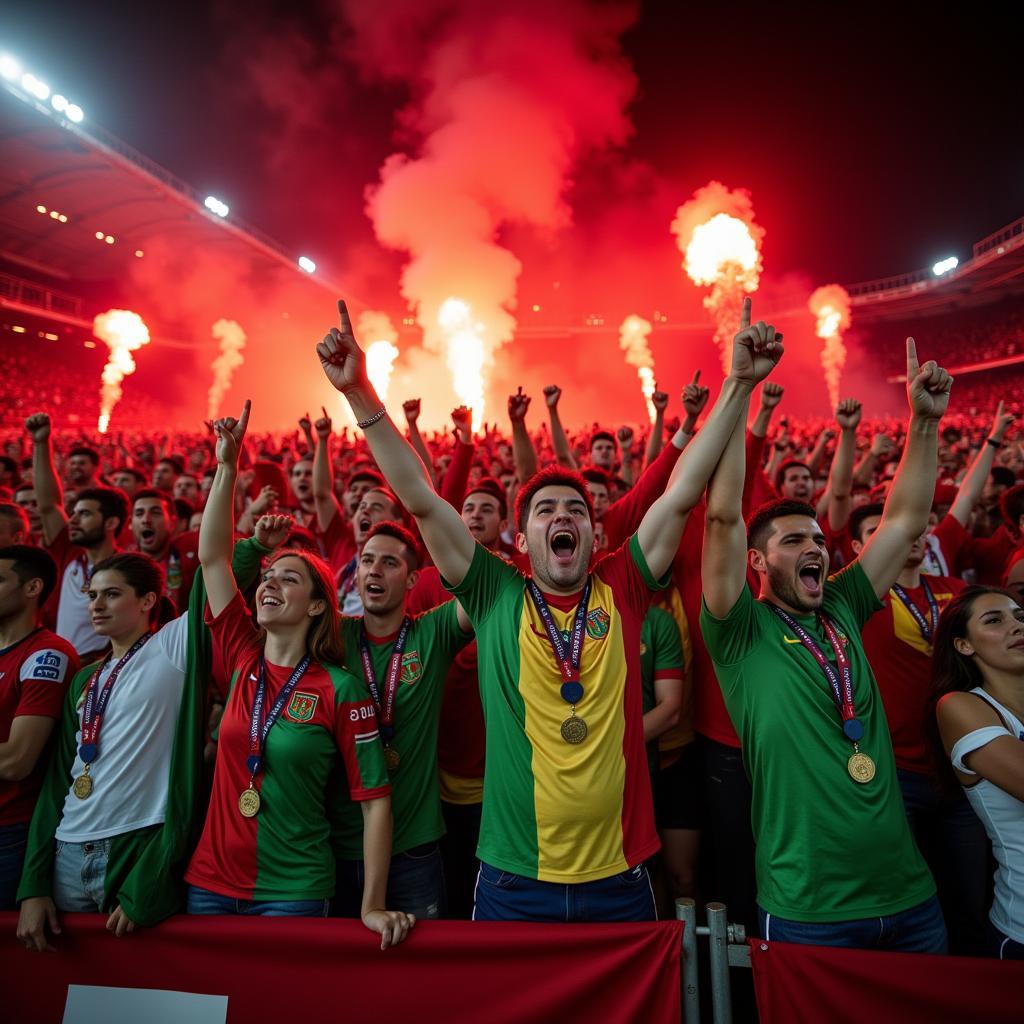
[639,606,686,773]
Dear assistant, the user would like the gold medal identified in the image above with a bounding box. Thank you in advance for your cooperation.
[847,751,875,784]
[561,714,588,744]
[238,786,261,818]
[384,745,401,772]
[73,772,93,799]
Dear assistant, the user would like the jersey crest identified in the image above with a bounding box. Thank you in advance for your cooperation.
[586,607,610,640]
[401,650,422,685]
[286,691,318,722]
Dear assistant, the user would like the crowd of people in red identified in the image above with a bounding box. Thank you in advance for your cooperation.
[1,296,1023,964]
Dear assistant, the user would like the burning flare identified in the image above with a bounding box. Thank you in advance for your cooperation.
[358,311,400,401]
[207,318,247,420]
[809,285,852,409]
[618,315,657,422]
[671,182,765,373]
[93,309,151,433]
[437,299,487,431]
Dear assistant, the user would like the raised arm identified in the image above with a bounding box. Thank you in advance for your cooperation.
[24,414,67,545]
[402,399,437,488]
[542,385,577,470]
[826,399,861,532]
[439,407,474,508]
[509,387,539,480]
[639,299,783,580]
[948,401,1015,526]
[200,400,252,616]
[645,390,669,465]
[856,339,952,598]
[312,407,343,532]
[617,426,636,487]
[318,302,475,586]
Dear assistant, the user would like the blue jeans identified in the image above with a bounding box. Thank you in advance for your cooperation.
[988,921,1024,960]
[0,822,29,909]
[473,861,657,922]
[186,885,329,917]
[53,838,111,912]
[334,841,447,919]
[759,894,948,953]
[898,767,989,955]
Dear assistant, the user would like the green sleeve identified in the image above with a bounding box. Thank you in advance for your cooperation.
[419,600,473,661]
[699,585,764,669]
[826,560,884,629]
[443,542,519,627]
[17,666,92,901]
[650,607,685,674]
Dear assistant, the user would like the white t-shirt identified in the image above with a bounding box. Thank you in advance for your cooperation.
[55,613,190,843]
[55,559,104,655]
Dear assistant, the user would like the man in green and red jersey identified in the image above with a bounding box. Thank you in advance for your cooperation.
[701,335,952,952]
[851,502,985,954]
[331,521,472,919]
[407,477,511,918]
[317,296,783,922]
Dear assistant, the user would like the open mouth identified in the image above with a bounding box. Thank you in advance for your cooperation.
[358,518,371,533]
[260,595,283,608]
[550,530,578,563]
[797,560,824,596]
[140,529,155,544]
[365,582,386,597]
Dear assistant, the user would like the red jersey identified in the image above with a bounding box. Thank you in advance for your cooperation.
[0,628,79,824]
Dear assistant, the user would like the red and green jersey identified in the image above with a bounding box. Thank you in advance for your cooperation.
[185,592,389,901]
[639,606,686,773]
[446,534,667,883]
[330,602,471,858]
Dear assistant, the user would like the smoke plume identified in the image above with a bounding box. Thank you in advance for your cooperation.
[618,314,657,421]
[809,284,852,409]
[207,318,248,420]
[93,309,151,433]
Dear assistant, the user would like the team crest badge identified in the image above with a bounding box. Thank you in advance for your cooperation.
[586,608,610,640]
[639,642,648,655]
[400,650,423,684]
[287,692,318,722]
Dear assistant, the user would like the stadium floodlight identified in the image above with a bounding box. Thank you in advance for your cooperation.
[22,73,49,101]
[51,93,68,112]
[204,195,229,218]
[297,256,316,273]
[932,256,959,277]
[66,103,83,123]
[0,54,20,80]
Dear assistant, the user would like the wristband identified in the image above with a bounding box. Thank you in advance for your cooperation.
[986,437,1004,450]
[357,407,387,430]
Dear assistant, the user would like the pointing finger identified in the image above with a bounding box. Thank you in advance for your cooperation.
[740,296,752,330]
[906,337,920,380]
[338,299,354,335]
[237,399,251,434]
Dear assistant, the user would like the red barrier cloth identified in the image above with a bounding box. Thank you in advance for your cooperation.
[1,913,681,1023]
[750,938,1024,1024]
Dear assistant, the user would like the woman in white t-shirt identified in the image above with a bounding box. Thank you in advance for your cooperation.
[933,585,1024,960]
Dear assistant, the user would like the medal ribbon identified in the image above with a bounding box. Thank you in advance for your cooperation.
[526,577,591,705]
[891,578,939,644]
[359,616,412,744]
[770,606,863,742]
[246,654,312,777]
[78,633,153,764]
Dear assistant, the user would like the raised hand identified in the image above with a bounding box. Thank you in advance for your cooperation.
[730,297,784,387]
[317,300,367,394]
[402,398,421,424]
[990,400,1015,442]
[451,405,472,437]
[760,381,784,410]
[212,400,251,466]
[508,387,531,423]
[682,371,710,418]
[24,412,51,443]
[617,425,634,448]
[905,338,952,421]
[835,398,862,432]
[249,485,279,517]
[543,385,562,409]
[314,406,332,438]
[651,389,669,413]
[298,412,312,435]
[254,513,294,550]
[871,432,897,460]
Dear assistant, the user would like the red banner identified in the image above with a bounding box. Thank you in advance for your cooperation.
[751,938,1024,1024]
[1,913,681,1023]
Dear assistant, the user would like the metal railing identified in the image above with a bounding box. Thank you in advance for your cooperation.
[675,898,750,1023]
[0,270,84,317]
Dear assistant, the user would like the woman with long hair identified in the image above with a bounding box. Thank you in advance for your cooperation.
[184,401,411,947]
[933,585,1024,960]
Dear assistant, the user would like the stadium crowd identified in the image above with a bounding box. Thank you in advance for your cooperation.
[1,298,1023,964]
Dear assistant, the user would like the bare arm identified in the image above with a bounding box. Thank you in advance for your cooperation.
[360,796,414,949]
[937,691,1024,801]
[510,387,540,480]
[827,399,861,533]
[749,381,783,439]
[312,407,343,532]
[541,386,576,470]
[319,303,476,586]
[24,414,66,544]
[618,426,636,487]
[806,429,832,478]
[857,340,952,598]
[0,717,57,782]
[643,675,682,743]
[645,391,669,466]
[948,402,1015,526]
[403,399,437,488]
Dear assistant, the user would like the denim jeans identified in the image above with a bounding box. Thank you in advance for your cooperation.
[988,921,1024,960]
[53,838,111,912]
[334,841,447,919]
[0,822,29,910]
[897,767,989,955]
[473,861,657,923]
[186,885,329,917]
[759,894,948,953]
